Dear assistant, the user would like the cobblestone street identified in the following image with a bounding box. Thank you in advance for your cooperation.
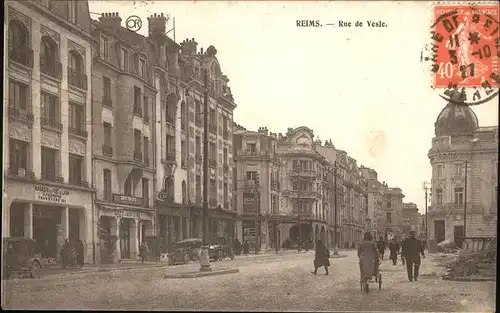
[2,251,495,311]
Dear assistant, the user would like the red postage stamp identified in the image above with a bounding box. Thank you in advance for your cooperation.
[431,3,499,89]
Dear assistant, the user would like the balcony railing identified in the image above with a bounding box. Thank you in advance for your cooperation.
[68,68,87,90]
[244,179,259,187]
[133,105,142,117]
[134,151,143,162]
[102,144,113,157]
[41,118,63,131]
[287,190,319,198]
[8,107,34,122]
[166,114,175,124]
[9,44,34,68]
[40,56,62,79]
[210,199,218,207]
[7,167,35,179]
[69,126,88,138]
[165,152,176,162]
[209,124,217,134]
[291,169,317,177]
[102,97,113,108]
[112,193,145,207]
[209,159,217,168]
[195,154,202,163]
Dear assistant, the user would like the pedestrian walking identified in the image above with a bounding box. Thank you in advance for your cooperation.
[243,240,249,256]
[376,237,386,260]
[400,235,407,265]
[388,239,399,266]
[75,239,85,268]
[234,238,241,256]
[139,241,150,263]
[358,232,380,282]
[312,239,330,275]
[401,231,425,282]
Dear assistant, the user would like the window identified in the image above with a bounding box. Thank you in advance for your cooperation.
[223,115,228,130]
[40,36,58,77]
[386,201,391,209]
[100,35,109,59]
[386,212,392,223]
[69,102,85,133]
[195,101,202,125]
[454,187,464,205]
[196,175,202,204]
[436,188,443,205]
[9,139,28,173]
[453,163,463,177]
[195,136,201,157]
[166,135,174,154]
[143,95,149,121]
[68,51,85,89]
[181,140,187,167]
[41,147,57,181]
[142,178,149,206]
[292,182,298,190]
[103,122,112,145]
[8,20,31,66]
[223,148,228,165]
[121,48,129,71]
[134,86,141,114]
[224,183,228,206]
[41,92,59,127]
[134,130,142,153]
[139,59,146,78]
[181,102,187,131]
[210,142,216,161]
[9,80,28,110]
[143,136,149,163]
[103,76,112,106]
[209,108,216,124]
[68,1,77,23]
[247,143,256,153]
[435,164,443,178]
[210,179,216,198]
[69,153,83,185]
[182,181,187,204]
[292,160,298,170]
[103,169,112,201]
[124,174,132,196]
[246,171,258,182]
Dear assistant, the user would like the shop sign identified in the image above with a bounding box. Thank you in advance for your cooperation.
[34,184,69,204]
[121,210,138,219]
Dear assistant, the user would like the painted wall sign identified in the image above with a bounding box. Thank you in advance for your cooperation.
[34,184,69,203]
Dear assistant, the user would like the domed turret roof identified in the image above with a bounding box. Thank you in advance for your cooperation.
[434,102,478,137]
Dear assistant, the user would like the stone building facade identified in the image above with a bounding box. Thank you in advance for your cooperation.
[402,202,419,234]
[5,0,94,264]
[428,101,498,244]
[380,186,404,241]
[359,166,384,239]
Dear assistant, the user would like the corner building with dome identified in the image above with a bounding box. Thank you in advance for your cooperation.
[427,101,498,244]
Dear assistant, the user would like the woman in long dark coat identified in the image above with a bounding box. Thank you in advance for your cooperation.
[388,239,399,266]
[75,239,85,268]
[313,239,330,275]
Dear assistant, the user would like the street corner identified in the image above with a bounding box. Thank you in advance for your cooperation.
[164,267,239,279]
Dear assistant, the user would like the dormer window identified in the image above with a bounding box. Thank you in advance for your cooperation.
[139,58,146,78]
[100,35,109,60]
[120,48,128,71]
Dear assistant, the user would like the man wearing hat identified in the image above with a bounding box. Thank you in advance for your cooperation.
[401,230,425,281]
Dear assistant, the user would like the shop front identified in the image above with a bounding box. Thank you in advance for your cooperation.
[156,200,193,253]
[208,207,237,243]
[97,204,155,263]
[4,180,94,264]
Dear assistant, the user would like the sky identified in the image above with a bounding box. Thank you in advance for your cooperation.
[89,1,499,214]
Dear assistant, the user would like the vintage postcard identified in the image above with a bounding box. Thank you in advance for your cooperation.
[2,0,498,311]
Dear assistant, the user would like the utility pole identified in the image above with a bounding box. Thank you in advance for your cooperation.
[463,160,467,238]
[333,161,337,251]
[199,68,211,272]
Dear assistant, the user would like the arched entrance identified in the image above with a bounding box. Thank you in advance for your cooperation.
[289,223,312,245]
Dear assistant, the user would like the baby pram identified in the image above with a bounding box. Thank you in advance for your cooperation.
[359,258,382,293]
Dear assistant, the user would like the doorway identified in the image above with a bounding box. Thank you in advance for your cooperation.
[434,220,445,243]
[454,225,465,248]
[120,218,131,259]
[33,206,61,259]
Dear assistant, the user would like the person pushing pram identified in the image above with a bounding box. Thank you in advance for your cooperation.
[358,232,382,292]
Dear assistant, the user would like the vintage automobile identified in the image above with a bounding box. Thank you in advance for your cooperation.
[2,237,42,279]
[209,237,234,261]
[167,238,202,266]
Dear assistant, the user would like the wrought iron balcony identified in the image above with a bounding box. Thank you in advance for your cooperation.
[102,97,113,108]
[40,56,62,79]
[133,105,142,117]
[7,167,35,180]
[41,118,63,131]
[102,144,113,157]
[8,107,34,122]
[112,193,145,207]
[244,179,259,187]
[69,126,88,138]
[68,67,87,90]
[290,169,317,178]
[134,151,143,162]
[9,44,34,68]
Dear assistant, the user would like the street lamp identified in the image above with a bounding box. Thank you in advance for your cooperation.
[423,181,431,242]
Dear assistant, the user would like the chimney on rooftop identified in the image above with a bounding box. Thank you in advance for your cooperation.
[148,13,167,38]
[98,12,122,32]
[180,38,198,56]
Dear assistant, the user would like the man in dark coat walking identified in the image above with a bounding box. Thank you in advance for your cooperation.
[401,231,425,281]
[376,237,386,260]
[243,240,249,256]
[388,239,399,265]
[312,239,330,275]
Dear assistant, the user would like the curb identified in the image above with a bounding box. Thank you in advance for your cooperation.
[442,275,496,282]
[164,268,239,279]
